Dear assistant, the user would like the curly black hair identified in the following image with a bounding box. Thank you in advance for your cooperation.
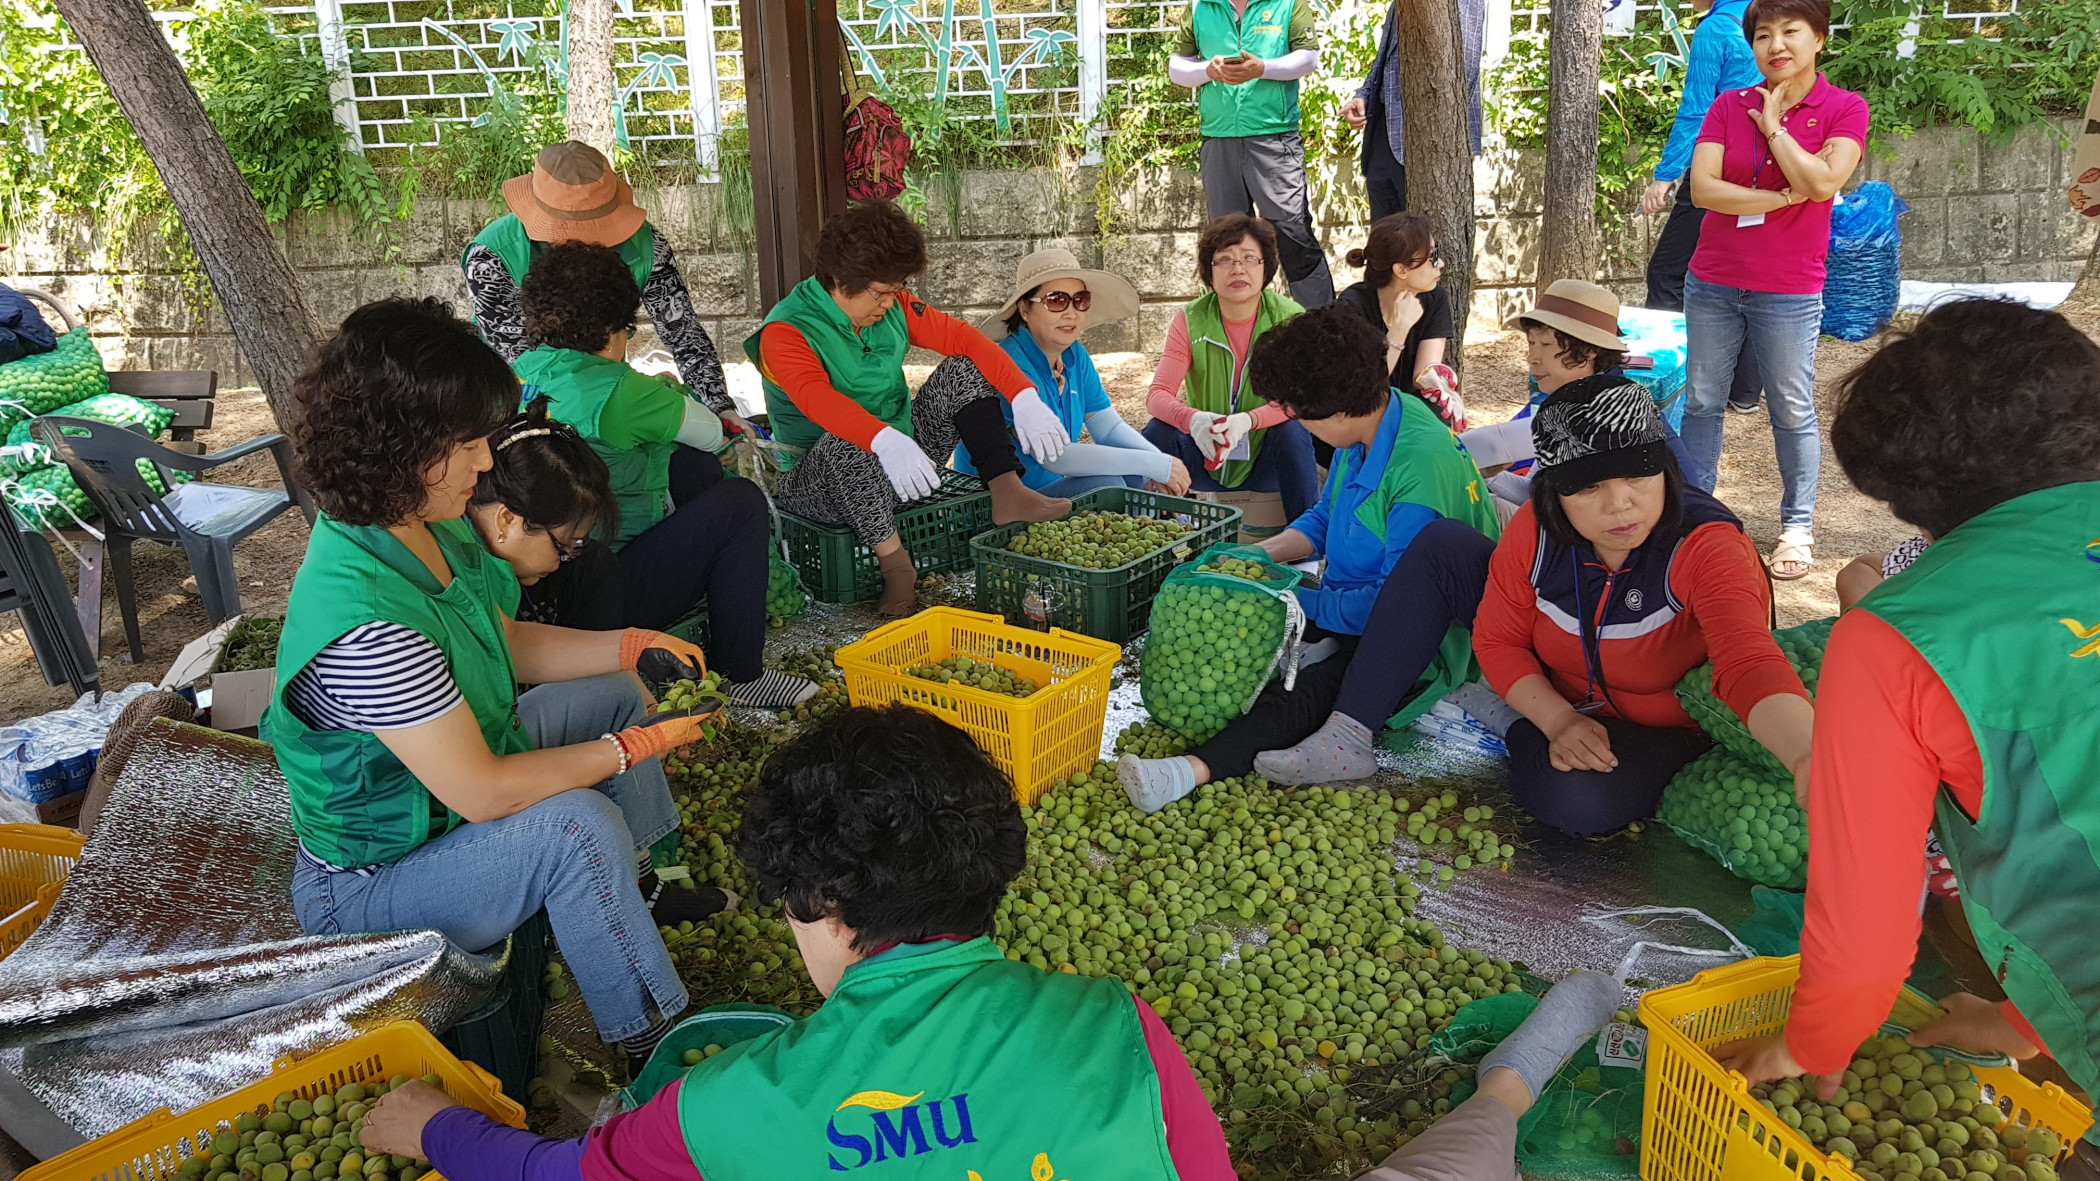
[1196,213,1280,291]
[522,242,642,353]
[738,705,1026,951]
[1245,303,1390,420]
[1518,320,1627,379]
[471,395,620,540]
[1832,298,2100,539]
[291,298,517,527]
[813,202,928,295]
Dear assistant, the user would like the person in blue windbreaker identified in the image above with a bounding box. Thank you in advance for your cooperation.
[961,249,1192,499]
[1640,0,1766,415]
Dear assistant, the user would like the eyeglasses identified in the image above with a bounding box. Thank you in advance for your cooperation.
[1410,251,1446,269]
[865,281,907,299]
[1027,290,1092,313]
[1213,253,1267,273]
[550,534,586,563]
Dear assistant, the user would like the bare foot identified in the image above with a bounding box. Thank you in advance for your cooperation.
[987,471,1072,526]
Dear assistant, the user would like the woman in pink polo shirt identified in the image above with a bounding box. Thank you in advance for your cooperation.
[1681,0,1866,581]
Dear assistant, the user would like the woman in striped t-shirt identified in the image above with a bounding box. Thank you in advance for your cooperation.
[264,298,730,1066]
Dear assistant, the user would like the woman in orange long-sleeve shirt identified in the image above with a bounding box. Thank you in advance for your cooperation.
[745,203,1072,615]
[1716,299,2100,1107]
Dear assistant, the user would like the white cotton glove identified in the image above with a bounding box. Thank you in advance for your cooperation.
[870,427,941,502]
[1009,387,1069,464]
[1217,412,1255,458]
[1186,410,1225,463]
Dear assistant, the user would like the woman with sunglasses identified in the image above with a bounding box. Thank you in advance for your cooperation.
[956,249,1191,499]
[1142,213,1321,520]
[513,243,819,709]
[1336,213,1463,433]
[747,202,1074,617]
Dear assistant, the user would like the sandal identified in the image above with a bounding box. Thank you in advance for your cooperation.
[1768,530,1815,581]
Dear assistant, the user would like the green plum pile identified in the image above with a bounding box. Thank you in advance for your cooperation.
[1677,616,1834,771]
[1141,579,1289,741]
[177,1078,448,1181]
[0,328,109,423]
[544,960,570,1002]
[770,644,847,723]
[906,655,1038,698]
[1657,744,1807,887]
[914,570,976,610]
[1114,718,1193,759]
[1003,511,1190,569]
[1749,1034,2063,1181]
[6,392,171,448]
[1198,556,1281,582]
[1401,792,1516,878]
[765,558,806,628]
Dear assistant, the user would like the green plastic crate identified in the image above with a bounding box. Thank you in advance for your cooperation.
[438,909,550,1105]
[972,488,1241,644]
[780,470,993,603]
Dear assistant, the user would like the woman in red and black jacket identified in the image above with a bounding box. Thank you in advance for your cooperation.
[1472,376,1815,836]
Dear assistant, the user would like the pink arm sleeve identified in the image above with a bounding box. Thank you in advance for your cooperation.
[1250,402,1290,429]
[1131,993,1236,1179]
[582,1079,705,1181]
[1146,311,1199,434]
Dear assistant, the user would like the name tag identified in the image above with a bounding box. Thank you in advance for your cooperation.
[1737,212,1766,228]
[1228,436,1251,461]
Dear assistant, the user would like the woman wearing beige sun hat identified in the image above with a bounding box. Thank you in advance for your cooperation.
[953,248,1190,498]
[461,140,734,418]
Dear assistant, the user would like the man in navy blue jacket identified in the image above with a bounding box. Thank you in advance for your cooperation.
[0,282,57,366]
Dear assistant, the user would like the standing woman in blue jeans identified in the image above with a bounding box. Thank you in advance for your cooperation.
[1682,0,1866,579]
[266,298,728,1067]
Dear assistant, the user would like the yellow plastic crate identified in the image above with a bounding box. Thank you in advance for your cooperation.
[25,1021,527,1181]
[1640,955,2093,1181]
[835,607,1121,803]
[0,822,84,962]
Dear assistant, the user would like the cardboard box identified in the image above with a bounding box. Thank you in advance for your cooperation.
[160,616,277,732]
[35,789,84,830]
[1210,489,1287,542]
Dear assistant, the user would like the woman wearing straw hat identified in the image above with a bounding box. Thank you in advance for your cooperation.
[1470,282,1814,838]
[962,248,1191,499]
[462,141,736,420]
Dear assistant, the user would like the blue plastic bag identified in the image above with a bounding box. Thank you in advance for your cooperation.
[1821,182,1908,342]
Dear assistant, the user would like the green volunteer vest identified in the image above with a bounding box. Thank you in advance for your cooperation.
[674,938,1178,1180]
[263,515,530,868]
[1857,481,2100,1098]
[1330,392,1502,729]
[466,214,655,292]
[1191,0,1302,137]
[513,345,673,550]
[1183,289,1302,488]
[744,276,914,473]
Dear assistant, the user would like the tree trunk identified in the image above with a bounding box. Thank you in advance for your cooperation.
[1394,0,1478,358]
[2065,232,2100,314]
[566,0,617,156]
[1538,0,1602,290]
[52,0,319,429]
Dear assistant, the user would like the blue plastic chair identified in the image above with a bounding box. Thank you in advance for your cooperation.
[30,415,315,663]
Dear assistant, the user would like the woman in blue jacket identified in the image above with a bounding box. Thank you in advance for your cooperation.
[1119,306,1501,812]
[959,249,1191,498]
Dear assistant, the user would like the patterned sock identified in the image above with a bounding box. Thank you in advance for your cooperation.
[1116,754,1198,814]
[620,1015,677,1062]
[1477,971,1622,1101]
[726,669,820,709]
[1253,712,1379,786]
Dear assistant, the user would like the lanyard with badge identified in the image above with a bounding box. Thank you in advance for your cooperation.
[1737,127,1774,230]
[1569,549,1618,718]
[1225,342,1254,462]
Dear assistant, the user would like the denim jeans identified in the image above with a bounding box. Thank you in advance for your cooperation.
[289,672,688,1042]
[1681,273,1823,534]
[1034,473,1143,499]
[1140,417,1322,521]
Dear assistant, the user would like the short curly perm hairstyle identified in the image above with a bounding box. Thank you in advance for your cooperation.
[737,704,1026,952]
[813,202,928,295]
[291,298,518,527]
[1245,303,1391,420]
[1831,298,2100,539]
[522,241,643,353]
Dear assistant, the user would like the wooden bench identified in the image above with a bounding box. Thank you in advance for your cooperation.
[108,370,217,455]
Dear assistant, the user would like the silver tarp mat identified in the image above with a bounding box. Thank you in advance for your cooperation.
[0,719,504,1156]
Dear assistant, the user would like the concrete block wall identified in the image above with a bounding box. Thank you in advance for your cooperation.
[4,119,2088,384]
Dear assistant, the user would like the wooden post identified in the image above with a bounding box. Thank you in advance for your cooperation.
[742,0,849,308]
[1538,0,1602,290]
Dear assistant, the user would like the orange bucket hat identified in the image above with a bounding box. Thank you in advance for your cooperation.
[501,141,648,247]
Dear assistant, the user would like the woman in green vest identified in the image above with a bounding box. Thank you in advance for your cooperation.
[357,705,1237,1179]
[460,140,740,424]
[1715,299,2100,1117]
[500,241,819,709]
[266,298,729,1064]
[1142,213,1322,521]
[747,201,1076,616]
[1121,306,1503,813]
